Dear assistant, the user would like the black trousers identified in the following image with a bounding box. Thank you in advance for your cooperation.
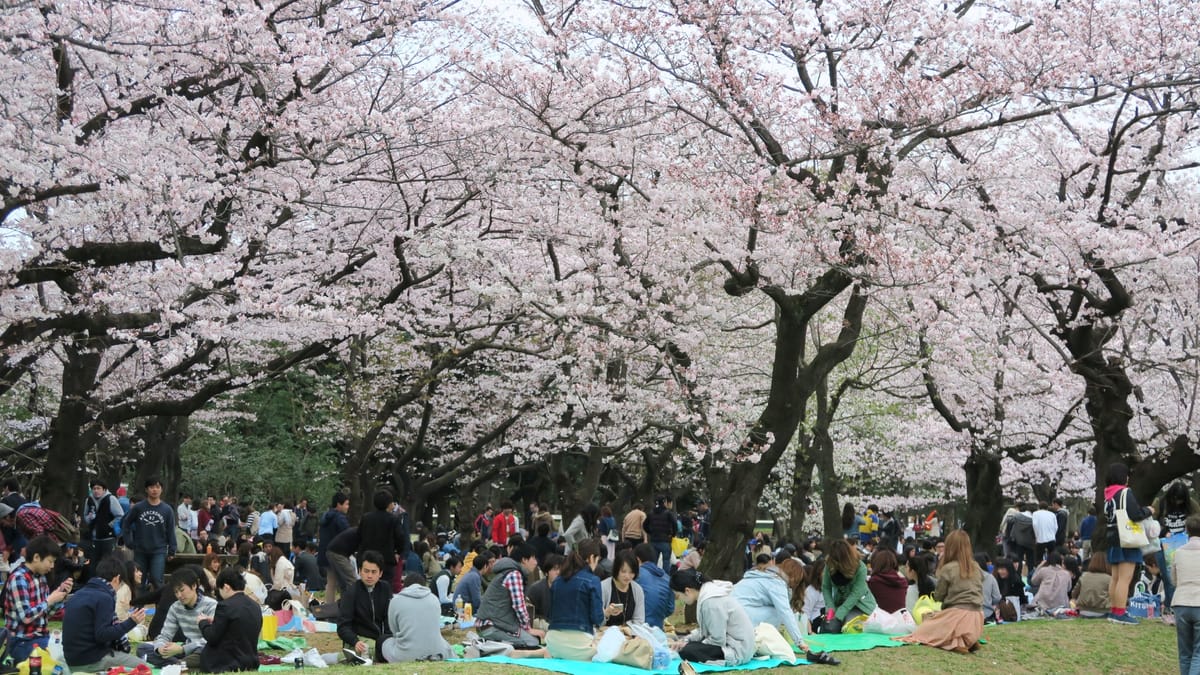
[679,641,725,663]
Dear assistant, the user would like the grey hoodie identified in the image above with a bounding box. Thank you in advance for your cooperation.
[381,584,452,662]
[691,581,756,666]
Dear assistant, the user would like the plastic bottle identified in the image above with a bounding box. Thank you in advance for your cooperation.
[464,602,473,621]
[455,596,464,618]
[47,629,64,663]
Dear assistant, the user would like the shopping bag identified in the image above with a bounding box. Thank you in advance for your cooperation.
[863,607,916,635]
[671,537,689,557]
[1115,489,1149,548]
[753,623,797,663]
[913,594,942,624]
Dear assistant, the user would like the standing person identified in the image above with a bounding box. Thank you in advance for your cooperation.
[841,504,865,541]
[562,504,599,553]
[598,505,618,560]
[1155,482,1200,610]
[1032,502,1058,565]
[621,502,648,547]
[62,556,149,673]
[2,536,73,662]
[318,493,351,604]
[1051,498,1070,550]
[644,496,678,569]
[475,543,545,652]
[275,502,296,556]
[668,569,757,667]
[634,543,674,629]
[490,501,519,548]
[177,494,196,543]
[196,497,214,540]
[474,506,494,543]
[1,479,26,511]
[337,551,391,663]
[357,490,408,585]
[900,530,984,654]
[1170,514,1200,674]
[1079,506,1098,558]
[256,502,279,546]
[1104,461,1154,625]
[82,479,124,572]
[122,477,177,591]
[820,539,877,633]
[196,567,262,673]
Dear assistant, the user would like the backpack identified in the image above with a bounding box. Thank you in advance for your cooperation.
[15,501,80,544]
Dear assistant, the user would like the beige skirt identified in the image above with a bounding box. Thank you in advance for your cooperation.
[546,629,597,661]
[899,607,983,652]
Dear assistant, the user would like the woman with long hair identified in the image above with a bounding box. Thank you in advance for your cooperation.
[841,504,863,540]
[820,539,877,633]
[801,559,827,633]
[562,503,600,553]
[202,551,223,590]
[600,550,645,625]
[545,539,604,661]
[1104,461,1154,624]
[115,560,148,641]
[268,544,295,590]
[901,530,983,653]
[867,549,908,613]
[1154,481,1199,607]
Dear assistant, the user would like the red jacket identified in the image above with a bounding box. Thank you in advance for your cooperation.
[867,569,909,614]
[491,513,517,545]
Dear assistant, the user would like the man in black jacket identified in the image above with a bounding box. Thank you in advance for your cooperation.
[62,557,147,672]
[357,491,408,585]
[197,567,262,673]
[337,550,391,663]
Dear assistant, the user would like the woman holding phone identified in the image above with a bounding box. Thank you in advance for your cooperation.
[600,551,645,625]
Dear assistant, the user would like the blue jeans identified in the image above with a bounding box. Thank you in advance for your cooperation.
[135,548,168,589]
[652,541,672,569]
[6,634,49,664]
[1176,605,1200,675]
[1160,549,1177,608]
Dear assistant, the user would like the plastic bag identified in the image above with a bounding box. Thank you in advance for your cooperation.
[863,607,916,635]
[913,594,942,624]
[753,623,796,663]
[592,627,626,663]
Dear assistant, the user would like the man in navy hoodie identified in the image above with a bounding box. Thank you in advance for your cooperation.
[122,477,176,591]
[634,543,675,629]
[318,493,351,604]
[62,556,147,672]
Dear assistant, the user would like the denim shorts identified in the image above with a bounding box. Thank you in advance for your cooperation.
[1107,545,1144,565]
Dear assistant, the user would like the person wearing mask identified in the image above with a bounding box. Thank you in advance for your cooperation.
[62,556,148,673]
[337,551,391,663]
[196,567,262,672]
[122,477,177,591]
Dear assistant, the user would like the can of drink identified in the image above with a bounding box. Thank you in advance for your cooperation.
[294,657,303,669]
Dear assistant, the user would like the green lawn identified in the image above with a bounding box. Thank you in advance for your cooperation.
[279,617,1179,674]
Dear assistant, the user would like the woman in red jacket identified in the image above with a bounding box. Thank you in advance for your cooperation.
[867,549,908,613]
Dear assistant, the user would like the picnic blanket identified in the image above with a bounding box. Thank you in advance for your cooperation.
[466,655,808,674]
[801,632,907,652]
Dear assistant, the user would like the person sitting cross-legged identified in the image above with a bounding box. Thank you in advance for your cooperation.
[474,543,547,657]
[196,567,262,673]
[62,556,149,673]
[145,567,218,668]
[381,572,453,663]
[337,550,391,663]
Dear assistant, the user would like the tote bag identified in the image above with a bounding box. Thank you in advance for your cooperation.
[1114,489,1149,549]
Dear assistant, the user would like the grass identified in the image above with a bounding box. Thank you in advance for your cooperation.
[275,616,1178,674]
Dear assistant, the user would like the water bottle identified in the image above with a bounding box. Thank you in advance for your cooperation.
[454,596,464,618]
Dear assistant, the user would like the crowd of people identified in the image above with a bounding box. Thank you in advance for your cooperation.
[2,461,1200,671]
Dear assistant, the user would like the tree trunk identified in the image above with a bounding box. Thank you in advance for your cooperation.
[962,451,1004,553]
[787,454,816,542]
[39,339,102,515]
[701,462,767,581]
[132,415,188,501]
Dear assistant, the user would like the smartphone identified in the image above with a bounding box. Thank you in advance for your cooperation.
[612,603,624,612]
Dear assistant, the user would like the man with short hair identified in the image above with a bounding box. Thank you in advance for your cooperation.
[122,477,177,590]
[452,551,492,614]
[82,479,124,572]
[1032,501,1058,565]
[318,493,351,603]
[490,502,518,548]
[432,556,462,616]
[294,541,324,592]
[1051,498,1070,549]
[62,556,148,672]
[2,535,72,662]
[147,568,218,666]
[257,502,279,545]
[337,550,391,662]
[381,572,453,663]
[634,543,675,629]
[0,479,25,511]
[177,494,196,542]
[197,567,262,673]
[475,543,544,649]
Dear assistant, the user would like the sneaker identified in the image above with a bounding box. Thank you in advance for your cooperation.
[1108,613,1139,625]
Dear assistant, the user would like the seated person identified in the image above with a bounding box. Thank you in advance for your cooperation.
[731,556,808,650]
[1031,552,1072,611]
[431,556,462,616]
[526,554,564,622]
[600,551,646,626]
[452,551,492,615]
[292,542,324,592]
[337,550,391,662]
[62,556,148,673]
[2,536,72,662]
[1072,554,1111,618]
[147,568,218,667]
[821,539,878,633]
[381,572,452,663]
[474,543,546,655]
[197,567,262,673]
[634,543,675,629]
[669,569,756,666]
